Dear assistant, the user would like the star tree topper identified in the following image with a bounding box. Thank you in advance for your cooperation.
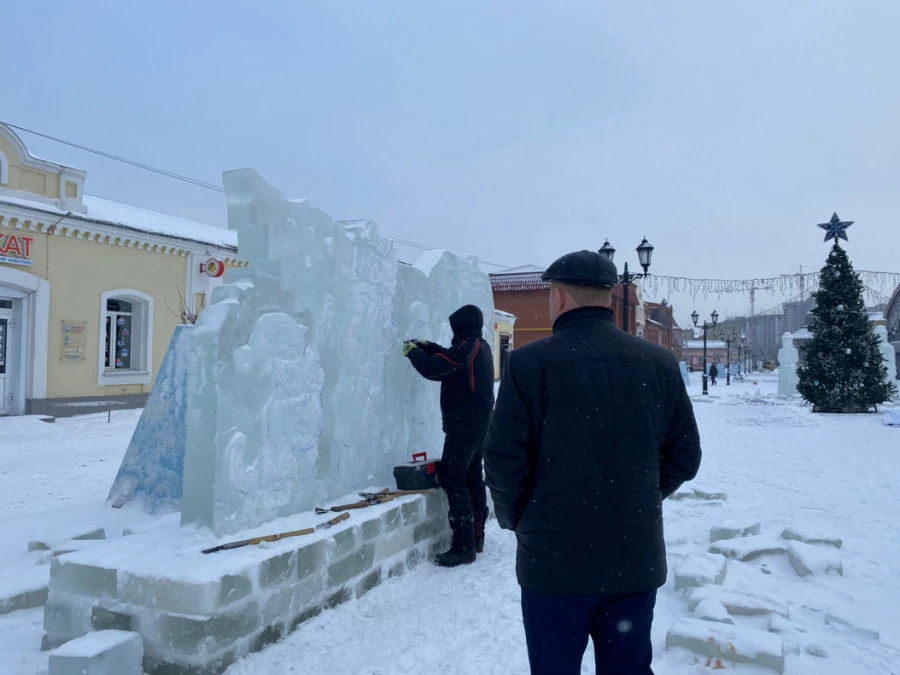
[817,212,853,242]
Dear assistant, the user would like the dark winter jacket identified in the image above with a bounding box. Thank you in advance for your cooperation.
[407,305,495,441]
[709,364,719,378]
[483,306,701,595]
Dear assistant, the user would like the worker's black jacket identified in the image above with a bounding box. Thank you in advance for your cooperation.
[407,308,495,441]
[483,306,701,595]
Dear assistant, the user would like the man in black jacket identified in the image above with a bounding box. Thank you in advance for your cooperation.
[404,304,495,567]
[483,251,701,674]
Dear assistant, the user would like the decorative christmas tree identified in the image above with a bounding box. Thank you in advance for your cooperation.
[797,214,898,412]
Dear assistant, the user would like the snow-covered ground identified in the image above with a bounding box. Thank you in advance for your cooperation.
[1,409,142,517]
[2,375,899,674]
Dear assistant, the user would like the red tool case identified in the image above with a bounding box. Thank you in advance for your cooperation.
[393,452,441,490]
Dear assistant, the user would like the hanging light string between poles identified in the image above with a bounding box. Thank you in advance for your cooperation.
[643,270,900,304]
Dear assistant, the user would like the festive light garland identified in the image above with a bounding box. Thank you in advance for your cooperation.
[643,270,900,303]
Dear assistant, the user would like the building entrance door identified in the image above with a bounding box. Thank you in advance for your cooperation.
[499,334,511,379]
[0,295,19,415]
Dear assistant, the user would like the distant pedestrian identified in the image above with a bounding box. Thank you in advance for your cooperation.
[709,363,719,386]
[483,250,702,674]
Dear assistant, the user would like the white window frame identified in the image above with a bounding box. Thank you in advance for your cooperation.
[97,289,153,386]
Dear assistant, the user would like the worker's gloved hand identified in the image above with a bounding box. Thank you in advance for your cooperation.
[403,341,418,357]
[412,339,430,348]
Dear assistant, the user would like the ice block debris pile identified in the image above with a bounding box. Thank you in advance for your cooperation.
[181,168,494,536]
[664,518,860,672]
[48,630,143,675]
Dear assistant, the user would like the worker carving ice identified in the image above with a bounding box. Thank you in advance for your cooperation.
[403,304,494,567]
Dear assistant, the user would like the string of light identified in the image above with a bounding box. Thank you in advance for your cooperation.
[643,270,900,302]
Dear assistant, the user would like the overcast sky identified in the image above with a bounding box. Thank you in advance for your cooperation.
[4,1,900,324]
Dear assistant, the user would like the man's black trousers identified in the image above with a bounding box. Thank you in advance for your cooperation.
[441,434,487,518]
[521,587,656,674]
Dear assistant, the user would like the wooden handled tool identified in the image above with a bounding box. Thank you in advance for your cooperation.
[201,512,350,554]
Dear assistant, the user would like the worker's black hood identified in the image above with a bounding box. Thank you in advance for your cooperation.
[449,305,483,339]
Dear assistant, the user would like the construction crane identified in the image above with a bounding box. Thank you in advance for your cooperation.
[780,265,811,299]
[744,284,773,370]
[749,284,772,318]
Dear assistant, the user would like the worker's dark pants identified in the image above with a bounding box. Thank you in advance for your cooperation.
[521,587,656,675]
[441,435,487,548]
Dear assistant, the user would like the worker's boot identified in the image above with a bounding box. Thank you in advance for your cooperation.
[434,513,476,567]
[474,507,489,554]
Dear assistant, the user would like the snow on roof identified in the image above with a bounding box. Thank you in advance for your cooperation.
[82,195,236,249]
[500,264,545,273]
[684,340,728,349]
[489,272,642,304]
[0,193,237,251]
[792,328,812,339]
[868,312,885,321]
[494,309,517,319]
[490,271,549,292]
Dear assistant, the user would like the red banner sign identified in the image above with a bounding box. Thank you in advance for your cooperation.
[0,234,34,267]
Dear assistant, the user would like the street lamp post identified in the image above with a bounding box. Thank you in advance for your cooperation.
[719,329,737,385]
[599,238,654,334]
[692,309,719,395]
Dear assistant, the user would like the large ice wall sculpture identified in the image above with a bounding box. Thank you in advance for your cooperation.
[181,170,494,536]
[108,325,192,512]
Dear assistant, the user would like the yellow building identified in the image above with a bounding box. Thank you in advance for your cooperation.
[0,123,242,416]
[493,309,516,380]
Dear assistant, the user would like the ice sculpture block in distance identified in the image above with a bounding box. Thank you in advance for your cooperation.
[875,325,897,384]
[679,361,691,388]
[181,170,494,536]
[777,332,799,398]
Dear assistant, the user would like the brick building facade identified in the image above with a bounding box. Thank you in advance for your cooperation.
[489,271,639,349]
[681,340,729,372]
[643,300,675,351]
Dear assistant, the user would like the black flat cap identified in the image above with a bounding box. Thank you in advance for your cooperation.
[541,250,618,289]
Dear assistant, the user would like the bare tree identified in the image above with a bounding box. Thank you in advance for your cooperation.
[165,287,199,325]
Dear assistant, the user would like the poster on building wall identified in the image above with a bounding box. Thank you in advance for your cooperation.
[61,320,87,360]
[0,320,6,371]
